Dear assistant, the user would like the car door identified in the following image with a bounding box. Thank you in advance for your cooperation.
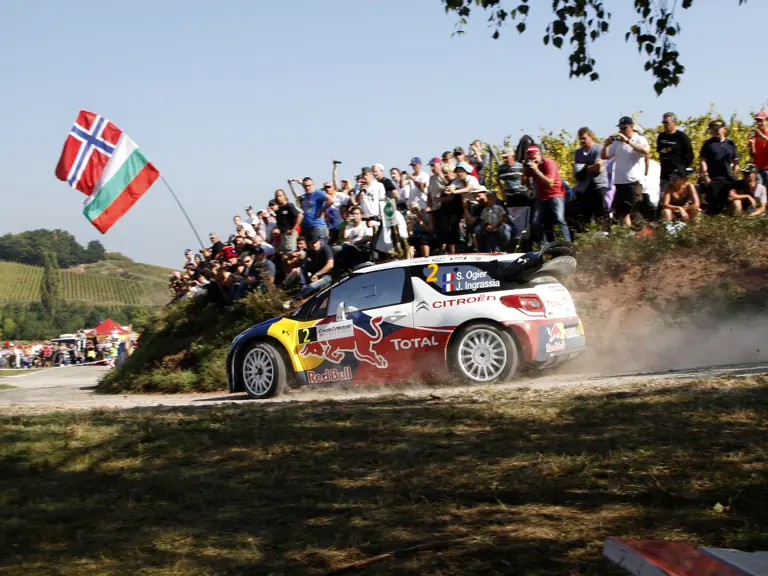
[297,268,414,385]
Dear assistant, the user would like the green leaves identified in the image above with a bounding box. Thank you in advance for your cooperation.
[440,0,746,94]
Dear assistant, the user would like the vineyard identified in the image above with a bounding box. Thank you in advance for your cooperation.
[0,260,168,306]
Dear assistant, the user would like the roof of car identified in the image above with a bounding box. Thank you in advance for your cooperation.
[354,253,527,274]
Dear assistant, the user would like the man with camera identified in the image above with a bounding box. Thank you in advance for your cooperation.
[601,116,650,227]
[573,127,609,227]
[523,145,571,243]
[355,167,387,219]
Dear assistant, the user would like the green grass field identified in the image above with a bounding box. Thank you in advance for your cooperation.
[0,254,171,307]
[1,375,765,575]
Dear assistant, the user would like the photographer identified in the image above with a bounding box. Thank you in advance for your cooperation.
[355,167,387,219]
[497,147,528,207]
[524,145,571,243]
[601,116,650,227]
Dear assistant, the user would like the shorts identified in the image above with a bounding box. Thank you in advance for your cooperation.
[612,182,643,218]
[408,234,432,248]
[280,232,297,253]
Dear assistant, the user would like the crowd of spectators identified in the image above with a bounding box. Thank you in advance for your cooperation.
[169,112,768,307]
[0,336,120,369]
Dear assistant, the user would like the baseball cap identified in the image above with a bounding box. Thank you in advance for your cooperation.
[252,245,265,254]
[428,157,441,166]
[245,205,253,211]
[526,145,541,155]
[360,166,372,174]
[453,146,464,154]
[709,119,725,129]
[268,199,278,206]
[409,157,422,166]
[742,163,758,174]
[617,116,634,127]
[322,181,333,189]
[501,147,515,157]
[455,161,473,173]
[754,111,768,120]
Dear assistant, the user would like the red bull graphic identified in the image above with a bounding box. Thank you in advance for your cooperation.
[306,366,353,384]
[299,316,388,368]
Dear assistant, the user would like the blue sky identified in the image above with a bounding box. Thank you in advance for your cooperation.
[3,0,765,268]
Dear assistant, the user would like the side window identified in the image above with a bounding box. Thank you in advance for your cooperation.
[328,269,406,314]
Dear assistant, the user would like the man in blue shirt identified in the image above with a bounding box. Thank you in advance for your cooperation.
[296,177,333,243]
[574,127,610,228]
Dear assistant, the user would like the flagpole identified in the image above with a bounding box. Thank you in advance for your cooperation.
[159,176,206,250]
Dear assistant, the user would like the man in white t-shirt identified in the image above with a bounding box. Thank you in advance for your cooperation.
[355,167,387,218]
[406,157,430,208]
[233,215,256,238]
[601,116,650,226]
[451,162,483,199]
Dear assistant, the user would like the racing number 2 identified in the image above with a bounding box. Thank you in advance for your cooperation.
[299,327,318,343]
[425,263,438,283]
[300,328,311,343]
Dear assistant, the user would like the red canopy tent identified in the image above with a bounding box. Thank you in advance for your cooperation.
[94,318,130,337]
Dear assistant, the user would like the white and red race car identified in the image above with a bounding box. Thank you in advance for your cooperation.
[227,244,585,399]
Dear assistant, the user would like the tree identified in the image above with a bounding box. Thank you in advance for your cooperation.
[442,0,747,94]
[40,251,61,321]
[84,240,106,263]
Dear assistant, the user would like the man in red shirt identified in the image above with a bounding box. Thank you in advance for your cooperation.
[523,145,571,243]
[749,111,768,187]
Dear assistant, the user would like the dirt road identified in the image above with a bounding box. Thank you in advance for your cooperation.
[2,362,768,413]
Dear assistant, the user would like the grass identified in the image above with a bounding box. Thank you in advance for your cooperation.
[2,375,766,575]
[0,369,40,379]
[0,383,17,389]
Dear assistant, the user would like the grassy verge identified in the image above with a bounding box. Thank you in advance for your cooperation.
[97,292,285,394]
[0,369,40,379]
[0,383,17,390]
[2,375,766,575]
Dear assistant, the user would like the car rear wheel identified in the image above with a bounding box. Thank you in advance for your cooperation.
[240,341,288,399]
[451,323,519,383]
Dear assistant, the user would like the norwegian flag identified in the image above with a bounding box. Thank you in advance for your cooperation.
[443,272,456,293]
[55,111,122,196]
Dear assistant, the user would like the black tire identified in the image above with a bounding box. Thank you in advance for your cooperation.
[239,341,288,399]
[541,241,575,259]
[449,322,519,383]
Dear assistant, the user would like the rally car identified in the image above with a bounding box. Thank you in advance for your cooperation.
[227,243,585,399]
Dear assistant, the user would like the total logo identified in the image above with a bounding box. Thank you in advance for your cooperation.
[391,336,440,351]
[432,295,497,309]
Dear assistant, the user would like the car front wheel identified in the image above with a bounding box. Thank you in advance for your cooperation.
[450,323,519,383]
[239,341,288,399]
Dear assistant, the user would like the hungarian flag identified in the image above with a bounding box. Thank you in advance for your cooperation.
[55,110,159,233]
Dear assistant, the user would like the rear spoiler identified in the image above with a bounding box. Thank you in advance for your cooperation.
[495,242,577,283]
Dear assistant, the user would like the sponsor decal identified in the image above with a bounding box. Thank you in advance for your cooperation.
[306,366,353,384]
[298,320,355,344]
[392,336,439,350]
[547,323,566,342]
[299,315,388,368]
[545,341,566,353]
[432,294,497,308]
[424,265,502,293]
[415,300,430,313]
[443,272,457,293]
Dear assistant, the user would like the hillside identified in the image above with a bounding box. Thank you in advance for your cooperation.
[0,253,171,307]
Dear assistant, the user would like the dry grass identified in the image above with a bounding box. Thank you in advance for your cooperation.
[1,375,766,575]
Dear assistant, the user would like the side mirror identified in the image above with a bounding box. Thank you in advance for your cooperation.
[336,301,346,322]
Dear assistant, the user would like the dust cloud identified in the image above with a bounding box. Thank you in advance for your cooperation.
[564,313,768,377]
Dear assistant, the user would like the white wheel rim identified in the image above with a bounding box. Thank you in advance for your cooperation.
[243,348,275,397]
[458,329,507,382]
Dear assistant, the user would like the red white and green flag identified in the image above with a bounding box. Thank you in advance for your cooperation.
[55,110,159,234]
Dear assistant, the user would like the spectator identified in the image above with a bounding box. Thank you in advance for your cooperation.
[372,163,399,202]
[288,230,334,306]
[407,157,430,209]
[297,177,332,243]
[437,164,463,254]
[335,206,373,270]
[426,157,446,233]
[281,237,308,288]
[497,147,527,205]
[657,112,694,193]
[468,139,488,184]
[466,189,512,252]
[233,215,256,238]
[208,232,225,260]
[661,169,701,222]
[453,146,480,179]
[748,111,768,186]
[699,119,740,214]
[573,127,609,228]
[441,151,455,171]
[356,167,387,219]
[524,145,572,242]
[452,162,483,198]
[183,249,193,266]
[245,206,260,229]
[601,116,651,227]
[407,204,433,257]
[273,188,302,254]
[729,164,767,217]
[251,234,275,258]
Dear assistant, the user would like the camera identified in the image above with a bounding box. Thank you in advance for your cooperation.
[333,160,342,165]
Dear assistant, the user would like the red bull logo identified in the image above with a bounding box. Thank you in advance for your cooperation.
[299,316,388,368]
[546,322,566,342]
